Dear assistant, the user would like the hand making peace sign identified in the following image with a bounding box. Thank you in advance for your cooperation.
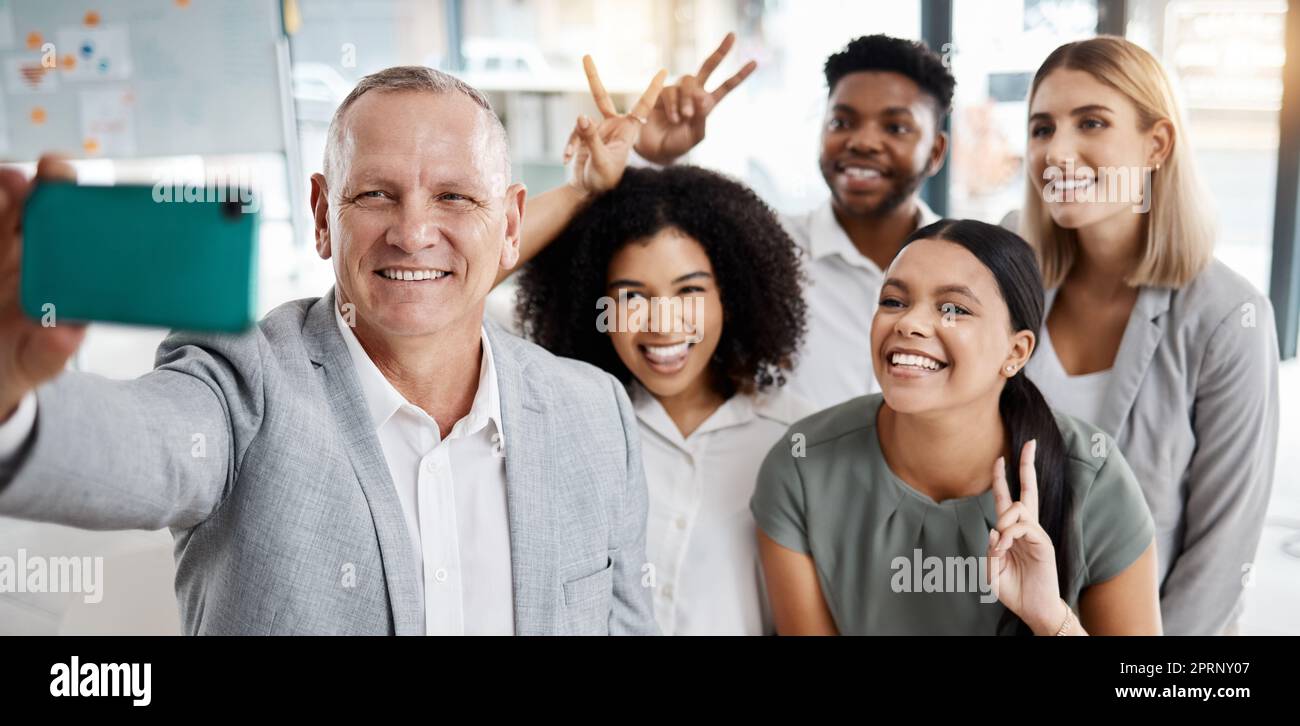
[986,439,1075,635]
[633,32,758,166]
[561,57,667,197]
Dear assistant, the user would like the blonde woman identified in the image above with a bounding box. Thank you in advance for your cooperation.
[1019,36,1279,635]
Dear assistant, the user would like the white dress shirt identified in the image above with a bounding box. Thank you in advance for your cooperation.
[333,307,513,636]
[633,382,816,635]
[0,390,36,461]
[780,198,940,410]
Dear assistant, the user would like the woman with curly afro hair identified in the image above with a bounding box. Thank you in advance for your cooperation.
[516,164,814,635]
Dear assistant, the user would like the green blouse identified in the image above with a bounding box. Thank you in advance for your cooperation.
[751,393,1155,635]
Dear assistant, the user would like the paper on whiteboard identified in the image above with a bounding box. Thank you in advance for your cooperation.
[4,55,58,94]
[56,25,131,81]
[78,87,135,156]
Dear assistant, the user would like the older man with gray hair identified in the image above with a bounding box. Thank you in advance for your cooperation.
[0,66,663,635]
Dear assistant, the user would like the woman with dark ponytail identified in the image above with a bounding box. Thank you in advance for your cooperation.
[751,219,1161,635]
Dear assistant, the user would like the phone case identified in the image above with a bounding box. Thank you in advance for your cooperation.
[21,181,259,333]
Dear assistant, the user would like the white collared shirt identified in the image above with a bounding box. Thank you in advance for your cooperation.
[0,391,36,461]
[333,306,513,636]
[780,198,940,410]
[633,382,816,636]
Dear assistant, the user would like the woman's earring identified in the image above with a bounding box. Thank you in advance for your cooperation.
[1005,365,1015,374]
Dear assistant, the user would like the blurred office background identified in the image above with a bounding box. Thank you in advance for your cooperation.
[1,0,1297,635]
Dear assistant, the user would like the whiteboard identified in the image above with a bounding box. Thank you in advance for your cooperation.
[0,0,287,160]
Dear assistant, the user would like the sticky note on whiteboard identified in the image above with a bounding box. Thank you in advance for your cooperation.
[56,25,132,81]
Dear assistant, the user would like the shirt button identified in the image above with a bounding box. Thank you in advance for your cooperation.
[675,516,688,530]
[434,568,448,583]
[662,584,674,599]
[424,459,438,474]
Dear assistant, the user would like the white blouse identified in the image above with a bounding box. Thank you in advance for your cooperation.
[632,382,816,636]
[1026,292,1114,430]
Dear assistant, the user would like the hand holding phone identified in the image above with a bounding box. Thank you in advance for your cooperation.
[0,157,87,422]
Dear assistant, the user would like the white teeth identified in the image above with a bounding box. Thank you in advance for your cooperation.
[379,268,448,280]
[1052,178,1093,191]
[890,352,943,370]
[643,342,690,361]
[843,166,882,180]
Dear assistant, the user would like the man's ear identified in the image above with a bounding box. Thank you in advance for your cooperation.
[925,128,949,179]
[1004,328,1036,376]
[310,173,331,260]
[498,182,528,271]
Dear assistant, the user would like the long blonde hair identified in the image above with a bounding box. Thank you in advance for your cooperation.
[1020,36,1214,289]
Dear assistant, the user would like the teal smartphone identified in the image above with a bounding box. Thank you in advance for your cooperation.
[21,181,259,332]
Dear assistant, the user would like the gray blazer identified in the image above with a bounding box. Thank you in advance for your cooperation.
[1028,260,1280,635]
[0,290,658,635]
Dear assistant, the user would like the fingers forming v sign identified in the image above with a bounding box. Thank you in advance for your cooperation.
[634,33,758,165]
[581,55,665,123]
[985,439,1062,630]
[561,57,666,195]
[660,32,758,124]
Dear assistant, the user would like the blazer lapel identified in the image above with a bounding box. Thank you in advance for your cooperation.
[1096,286,1172,438]
[486,321,560,635]
[302,289,423,635]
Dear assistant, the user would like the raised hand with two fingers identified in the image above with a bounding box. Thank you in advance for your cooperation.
[986,439,1082,635]
[561,57,667,197]
[633,32,757,165]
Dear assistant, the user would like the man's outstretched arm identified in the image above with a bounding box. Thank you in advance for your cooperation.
[0,156,264,532]
[0,333,265,531]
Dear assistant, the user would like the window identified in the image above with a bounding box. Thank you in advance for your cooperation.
[947,0,1100,225]
[1127,0,1287,293]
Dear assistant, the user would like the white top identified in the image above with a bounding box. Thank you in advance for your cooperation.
[780,198,941,411]
[0,390,36,461]
[334,306,514,636]
[1025,290,1114,426]
[632,382,817,636]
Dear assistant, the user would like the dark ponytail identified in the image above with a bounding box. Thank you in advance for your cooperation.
[902,219,1072,636]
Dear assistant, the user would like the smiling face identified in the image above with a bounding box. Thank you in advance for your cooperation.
[310,89,524,341]
[1027,68,1172,234]
[820,71,947,218]
[605,228,724,400]
[871,237,1034,415]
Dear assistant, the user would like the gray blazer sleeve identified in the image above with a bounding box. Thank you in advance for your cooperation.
[606,374,659,636]
[0,328,266,532]
[1160,294,1279,635]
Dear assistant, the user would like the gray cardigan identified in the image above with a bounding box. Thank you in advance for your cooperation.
[1027,259,1280,635]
